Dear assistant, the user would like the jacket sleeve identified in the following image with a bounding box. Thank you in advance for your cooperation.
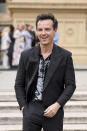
[14,52,27,110]
[57,54,76,107]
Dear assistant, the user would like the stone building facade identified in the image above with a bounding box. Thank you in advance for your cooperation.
[0,0,87,65]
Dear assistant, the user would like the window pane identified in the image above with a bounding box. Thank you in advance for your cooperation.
[0,3,6,13]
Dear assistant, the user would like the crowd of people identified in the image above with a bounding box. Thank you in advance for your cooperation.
[0,24,39,69]
[0,23,59,69]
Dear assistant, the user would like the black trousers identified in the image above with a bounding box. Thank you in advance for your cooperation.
[23,101,64,131]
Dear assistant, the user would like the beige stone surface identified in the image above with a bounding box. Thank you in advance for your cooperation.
[1,0,87,65]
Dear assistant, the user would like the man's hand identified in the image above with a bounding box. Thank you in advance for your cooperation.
[43,102,61,118]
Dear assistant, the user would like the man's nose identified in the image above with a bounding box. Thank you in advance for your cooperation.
[42,30,46,35]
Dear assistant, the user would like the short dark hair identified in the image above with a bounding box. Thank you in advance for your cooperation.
[36,13,58,30]
[54,18,58,29]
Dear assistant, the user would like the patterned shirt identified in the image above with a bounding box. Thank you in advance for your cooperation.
[33,54,51,101]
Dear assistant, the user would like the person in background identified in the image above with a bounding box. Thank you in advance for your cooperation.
[0,31,2,49]
[12,24,25,67]
[30,25,36,47]
[1,27,10,69]
[7,25,15,69]
[0,31,2,64]
[53,19,60,45]
[15,13,76,131]
[23,24,32,49]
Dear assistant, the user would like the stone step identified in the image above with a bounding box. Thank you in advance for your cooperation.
[64,124,87,131]
[0,92,16,102]
[0,71,16,92]
[0,101,87,112]
[0,112,87,125]
[0,112,22,125]
[0,125,22,131]
[71,91,87,101]
[64,101,87,112]
[64,112,87,124]
[0,124,87,131]
[0,102,19,112]
[0,90,87,102]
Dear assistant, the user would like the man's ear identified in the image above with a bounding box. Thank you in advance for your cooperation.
[54,29,57,36]
[55,28,57,32]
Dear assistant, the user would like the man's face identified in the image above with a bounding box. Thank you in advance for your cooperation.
[36,19,56,46]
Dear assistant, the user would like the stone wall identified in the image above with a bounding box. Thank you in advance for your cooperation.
[3,0,87,65]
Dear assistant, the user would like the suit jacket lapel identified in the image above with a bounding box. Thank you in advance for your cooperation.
[43,45,63,91]
[27,45,40,90]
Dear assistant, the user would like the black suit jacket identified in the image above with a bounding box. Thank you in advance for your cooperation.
[15,44,76,109]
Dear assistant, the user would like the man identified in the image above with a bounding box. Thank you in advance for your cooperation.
[15,13,76,131]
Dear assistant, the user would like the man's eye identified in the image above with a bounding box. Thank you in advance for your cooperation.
[38,29,42,31]
[46,28,50,31]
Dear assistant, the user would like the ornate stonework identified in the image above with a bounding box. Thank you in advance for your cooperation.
[2,0,87,65]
